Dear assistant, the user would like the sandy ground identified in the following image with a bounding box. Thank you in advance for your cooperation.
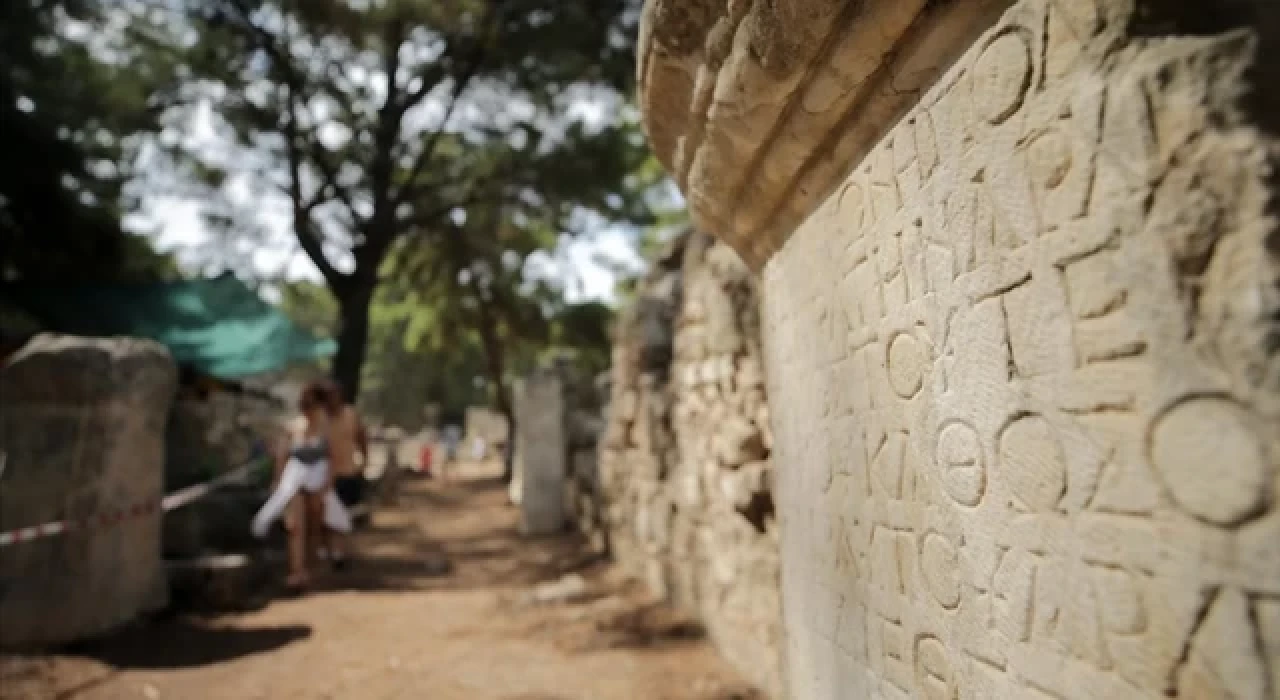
[0,462,762,700]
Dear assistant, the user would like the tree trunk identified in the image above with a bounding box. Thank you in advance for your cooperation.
[331,279,375,402]
[472,297,515,483]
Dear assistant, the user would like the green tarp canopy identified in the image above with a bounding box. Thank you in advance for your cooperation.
[2,273,336,379]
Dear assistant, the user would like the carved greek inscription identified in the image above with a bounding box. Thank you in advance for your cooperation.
[999,414,1068,513]
[935,420,986,507]
[764,1,1280,698]
[1149,396,1271,527]
[972,30,1034,125]
[920,531,961,609]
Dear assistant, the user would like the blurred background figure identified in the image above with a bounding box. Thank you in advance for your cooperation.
[251,382,351,590]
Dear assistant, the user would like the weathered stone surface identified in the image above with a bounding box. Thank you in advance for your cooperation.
[162,488,262,560]
[712,414,766,468]
[167,388,281,476]
[597,229,782,696]
[638,0,1012,268]
[514,371,567,536]
[162,391,281,559]
[641,0,1280,698]
[729,2,1280,699]
[0,335,176,647]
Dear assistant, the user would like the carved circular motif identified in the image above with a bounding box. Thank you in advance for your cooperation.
[1027,129,1073,191]
[837,181,868,234]
[920,531,961,609]
[887,332,928,399]
[936,420,986,507]
[915,635,957,700]
[972,30,1033,125]
[1150,396,1271,526]
[998,414,1068,512]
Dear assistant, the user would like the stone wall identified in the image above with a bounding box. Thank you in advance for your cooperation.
[562,371,608,551]
[638,1,1280,698]
[165,391,279,490]
[599,231,782,696]
[0,335,176,647]
[162,390,284,559]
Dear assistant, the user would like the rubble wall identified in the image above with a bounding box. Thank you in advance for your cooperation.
[599,231,782,695]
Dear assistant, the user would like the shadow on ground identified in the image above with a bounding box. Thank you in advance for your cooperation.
[306,472,600,596]
[589,602,708,650]
[3,462,765,699]
[172,468,601,611]
[63,619,311,669]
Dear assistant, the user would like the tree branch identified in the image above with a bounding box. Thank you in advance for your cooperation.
[398,180,505,231]
[284,91,342,288]
[392,10,502,207]
[303,132,363,224]
[222,0,364,227]
[397,61,450,115]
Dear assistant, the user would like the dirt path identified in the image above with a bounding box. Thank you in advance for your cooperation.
[1,462,761,700]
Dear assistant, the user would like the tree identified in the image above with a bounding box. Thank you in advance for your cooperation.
[177,0,649,399]
[0,0,180,283]
[547,299,613,378]
[362,291,491,429]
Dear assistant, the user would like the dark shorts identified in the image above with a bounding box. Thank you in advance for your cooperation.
[334,476,365,508]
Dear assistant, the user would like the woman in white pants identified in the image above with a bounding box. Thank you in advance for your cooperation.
[251,383,351,590]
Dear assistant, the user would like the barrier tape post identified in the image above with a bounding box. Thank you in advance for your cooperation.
[0,457,267,549]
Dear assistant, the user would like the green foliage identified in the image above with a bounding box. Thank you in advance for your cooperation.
[169,0,654,396]
[278,279,339,338]
[0,0,181,282]
[548,300,614,378]
[274,275,495,428]
[3,0,656,421]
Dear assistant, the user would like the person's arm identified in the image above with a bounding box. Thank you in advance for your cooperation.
[270,431,289,490]
[356,416,370,464]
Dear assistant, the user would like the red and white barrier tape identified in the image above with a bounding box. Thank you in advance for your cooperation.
[0,458,263,548]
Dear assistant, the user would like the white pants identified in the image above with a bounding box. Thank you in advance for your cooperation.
[251,457,352,538]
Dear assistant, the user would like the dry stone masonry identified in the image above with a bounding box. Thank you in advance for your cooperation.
[599,230,783,696]
[639,1,1280,698]
[0,335,176,647]
[562,371,608,552]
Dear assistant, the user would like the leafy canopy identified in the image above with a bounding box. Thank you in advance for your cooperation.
[0,0,179,282]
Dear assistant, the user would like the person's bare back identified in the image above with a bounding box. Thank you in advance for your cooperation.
[328,405,361,479]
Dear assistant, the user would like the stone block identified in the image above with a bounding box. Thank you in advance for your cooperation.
[0,335,176,647]
[515,371,566,536]
[712,415,766,468]
[640,0,1280,696]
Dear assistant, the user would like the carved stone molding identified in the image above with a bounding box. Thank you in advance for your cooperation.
[637,0,1012,269]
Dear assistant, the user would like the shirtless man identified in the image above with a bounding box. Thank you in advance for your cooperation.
[323,380,366,568]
